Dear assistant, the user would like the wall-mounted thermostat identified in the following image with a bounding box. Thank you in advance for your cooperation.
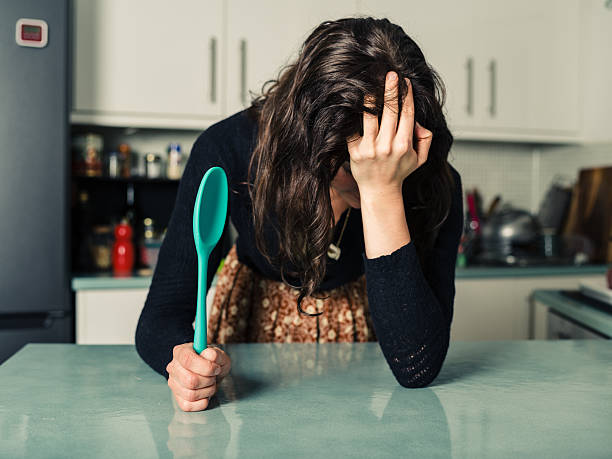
[15,18,48,48]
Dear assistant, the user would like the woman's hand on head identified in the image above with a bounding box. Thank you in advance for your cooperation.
[166,343,232,412]
[346,71,433,198]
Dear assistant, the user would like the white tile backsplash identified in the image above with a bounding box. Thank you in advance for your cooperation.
[537,143,612,206]
[450,140,612,217]
[448,141,534,212]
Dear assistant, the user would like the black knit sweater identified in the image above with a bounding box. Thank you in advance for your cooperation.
[135,108,464,388]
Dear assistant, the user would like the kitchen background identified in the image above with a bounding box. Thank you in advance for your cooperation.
[1,0,611,363]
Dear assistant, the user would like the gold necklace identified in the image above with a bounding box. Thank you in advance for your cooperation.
[327,207,352,260]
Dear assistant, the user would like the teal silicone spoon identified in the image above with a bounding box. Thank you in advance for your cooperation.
[192,166,228,354]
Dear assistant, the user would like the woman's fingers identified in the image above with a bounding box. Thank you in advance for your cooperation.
[396,77,415,148]
[362,93,378,142]
[168,375,217,403]
[201,347,225,365]
[414,121,433,167]
[169,360,217,390]
[201,347,232,378]
[175,345,221,377]
[378,71,399,146]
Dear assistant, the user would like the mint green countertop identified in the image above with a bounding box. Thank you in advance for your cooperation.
[1,342,611,458]
[455,264,608,279]
[71,264,608,290]
[71,273,153,290]
[533,289,612,338]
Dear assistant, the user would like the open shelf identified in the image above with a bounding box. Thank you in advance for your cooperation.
[72,175,180,185]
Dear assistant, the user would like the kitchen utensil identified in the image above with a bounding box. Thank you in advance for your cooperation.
[192,166,228,354]
[473,187,483,222]
[485,195,501,219]
[466,190,481,234]
[537,179,572,233]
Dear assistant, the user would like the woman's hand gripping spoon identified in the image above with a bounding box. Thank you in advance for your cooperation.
[192,166,228,354]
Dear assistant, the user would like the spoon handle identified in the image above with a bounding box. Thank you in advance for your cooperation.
[193,256,208,354]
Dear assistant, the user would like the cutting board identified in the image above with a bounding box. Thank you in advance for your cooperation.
[562,166,612,263]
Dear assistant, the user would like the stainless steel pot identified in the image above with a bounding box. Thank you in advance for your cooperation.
[480,208,541,254]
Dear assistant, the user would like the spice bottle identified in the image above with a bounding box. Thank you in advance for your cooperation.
[166,143,182,180]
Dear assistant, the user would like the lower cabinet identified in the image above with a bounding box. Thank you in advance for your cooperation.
[76,274,603,344]
[451,274,603,341]
[76,289,150,344]
[75,284,218,344]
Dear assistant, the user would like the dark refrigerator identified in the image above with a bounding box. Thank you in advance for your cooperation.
[0,0,72,364]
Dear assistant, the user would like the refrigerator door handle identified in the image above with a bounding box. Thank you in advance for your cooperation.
[0,311,67,330]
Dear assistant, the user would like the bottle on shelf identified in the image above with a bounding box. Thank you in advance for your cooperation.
[124,184,136,230]
[112,219,134,276]
[139,217,159,271]
[74,190,94,272]
[166,143,183,180]
[118,143,131,178]
[90,225,113,271]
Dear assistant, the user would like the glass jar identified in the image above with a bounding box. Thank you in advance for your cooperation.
[72,133,103,177]
[90,225,113,271]
[107,151,120,178]
[145,153,163,179]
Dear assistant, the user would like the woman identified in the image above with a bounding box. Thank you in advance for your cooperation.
[135,16,463,412]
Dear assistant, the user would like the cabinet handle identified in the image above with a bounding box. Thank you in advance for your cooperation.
[240,39,247,105]
[210,37,217,103]
[466,57,474,116]
[489,59,497,117]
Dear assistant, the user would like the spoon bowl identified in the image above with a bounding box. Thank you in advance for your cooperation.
[192,166,228,354]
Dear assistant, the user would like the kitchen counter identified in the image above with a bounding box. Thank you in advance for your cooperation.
[532,289,612,338]
[1,341,611,458]
[71,264,609,290]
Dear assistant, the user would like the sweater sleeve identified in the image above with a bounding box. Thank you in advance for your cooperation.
[362,170,463,388]
[135,131,229,379]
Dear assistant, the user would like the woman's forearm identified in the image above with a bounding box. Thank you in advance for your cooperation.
[359,187,411,259]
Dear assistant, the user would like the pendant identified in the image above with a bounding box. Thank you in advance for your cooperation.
[327,243,341,260]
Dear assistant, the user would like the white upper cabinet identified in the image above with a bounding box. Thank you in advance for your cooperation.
[224,0,359,117]
[474,0,581,137]
[358,0,582,142]
[71,0,608,143]
[72,0,224,128]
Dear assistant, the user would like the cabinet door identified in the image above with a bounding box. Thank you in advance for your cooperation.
[76,289,149,344]
[225,0,359,116]
[359,0,581,141]
[452,279,518,341]
[73,0,223,123]
[358,0,482,132]
[452,274,604,342]
[476,0,580,135]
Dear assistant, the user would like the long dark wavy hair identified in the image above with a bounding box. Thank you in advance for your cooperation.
[245,16,455,315]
